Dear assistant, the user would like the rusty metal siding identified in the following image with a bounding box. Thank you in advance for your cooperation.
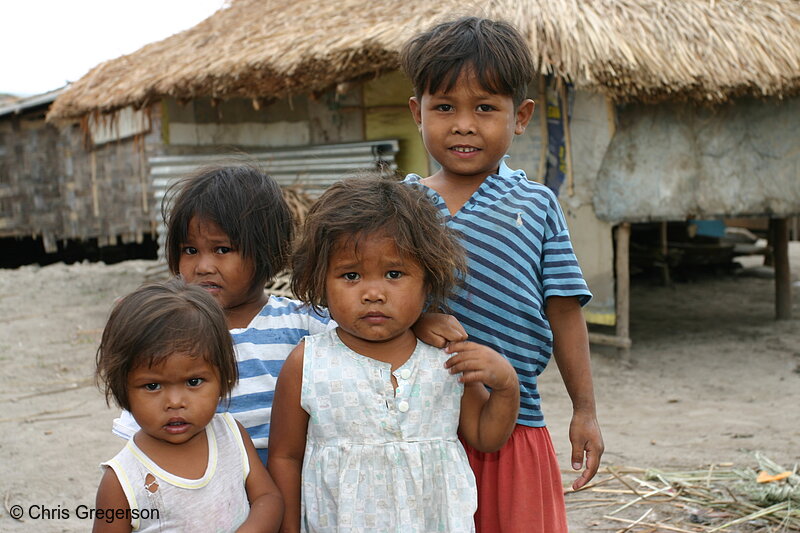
[148,139,399,263]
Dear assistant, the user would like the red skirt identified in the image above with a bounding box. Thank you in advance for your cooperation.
[461,425,568,533]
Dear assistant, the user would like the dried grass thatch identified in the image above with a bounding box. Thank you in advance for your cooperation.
[48,0,800,121]
[566,453,800,532]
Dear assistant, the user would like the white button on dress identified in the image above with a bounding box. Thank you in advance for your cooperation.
[301,331,475,532]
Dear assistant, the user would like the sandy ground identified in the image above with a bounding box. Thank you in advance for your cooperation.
[1,246,798,532]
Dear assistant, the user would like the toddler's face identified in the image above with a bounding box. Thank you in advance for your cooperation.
[127,352,221,447]
[325,232,427,347]
[178,216,263,324]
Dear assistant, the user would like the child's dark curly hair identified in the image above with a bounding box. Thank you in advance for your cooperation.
[400,16,534,107]
[96,279,238,410]
[291,173,466,313]
[163,164,293,291]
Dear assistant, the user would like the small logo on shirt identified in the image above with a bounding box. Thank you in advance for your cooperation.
[516,212,523,227]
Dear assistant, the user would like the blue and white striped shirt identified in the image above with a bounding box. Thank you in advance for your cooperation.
[405,162,591,426]
[226,296,332,463]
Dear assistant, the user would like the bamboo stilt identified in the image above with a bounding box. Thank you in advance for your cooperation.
[660,221,670,286]
[616,223,632,362]
[773,218,791,320]
[559,81,574,196]
[536,76,548,183]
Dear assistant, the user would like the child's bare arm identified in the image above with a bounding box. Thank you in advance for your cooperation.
[412,312,468,348]
[546,295,604,490]
[236,422,284,533]
[267,344,309,533]
[92,468,132,533]
[446,341,519,452]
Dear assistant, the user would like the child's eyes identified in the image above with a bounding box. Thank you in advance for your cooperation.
[435,104,453,112]
[141,380,204,390]
[340,271,402,280]
[477,104,495,112]
[180,245,232,254]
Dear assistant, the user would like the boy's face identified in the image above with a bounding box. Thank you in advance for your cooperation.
[409,69,534,184]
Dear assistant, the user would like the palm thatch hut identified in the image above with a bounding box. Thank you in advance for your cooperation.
[47,0,800,353]
[1,88,157,262]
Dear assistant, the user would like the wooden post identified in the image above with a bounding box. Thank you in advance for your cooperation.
[559,81,574,197]
[615,223,632,362]
[585,223,634,353]
[90,151,100,217]
[773,217,792,320]
[660,221,671,286]
[139,138,149,214]
[536,76,548,183]
[764,219,774,267]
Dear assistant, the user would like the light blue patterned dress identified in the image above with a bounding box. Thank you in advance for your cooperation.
[300,330,477,532]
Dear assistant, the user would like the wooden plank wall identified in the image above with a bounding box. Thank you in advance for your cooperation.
[0,105,162,252]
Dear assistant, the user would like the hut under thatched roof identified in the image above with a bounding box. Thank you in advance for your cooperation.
[47,0,800,122]
[1,87,158,261]
[44,0,800,355]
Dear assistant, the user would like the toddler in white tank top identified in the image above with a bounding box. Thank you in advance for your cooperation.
[94,279,283,532]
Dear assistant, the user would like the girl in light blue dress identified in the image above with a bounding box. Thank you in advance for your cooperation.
[268,175,520,533]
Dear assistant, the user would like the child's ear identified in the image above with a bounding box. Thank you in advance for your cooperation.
[409,97,423,129]
[514,99,535,135]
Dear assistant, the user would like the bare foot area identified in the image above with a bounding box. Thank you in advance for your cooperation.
[0,247,798,532]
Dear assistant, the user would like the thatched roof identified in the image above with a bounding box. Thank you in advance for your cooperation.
[48,0,800,121]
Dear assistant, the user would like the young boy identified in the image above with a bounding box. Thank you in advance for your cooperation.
[400,17,604,533]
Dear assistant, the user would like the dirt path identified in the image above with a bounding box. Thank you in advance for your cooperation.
[543,248,800,531]
[0,247,798,532]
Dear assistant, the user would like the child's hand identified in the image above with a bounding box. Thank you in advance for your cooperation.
[450,341,520,452]
[568,410,604,491]
[413,312,468,348]
[444,341,517,393]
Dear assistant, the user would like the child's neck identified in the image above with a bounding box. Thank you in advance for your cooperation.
[225,290,270,329]
[133,428,210,480]
[422,167,495,216]
[336,328,418,371]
